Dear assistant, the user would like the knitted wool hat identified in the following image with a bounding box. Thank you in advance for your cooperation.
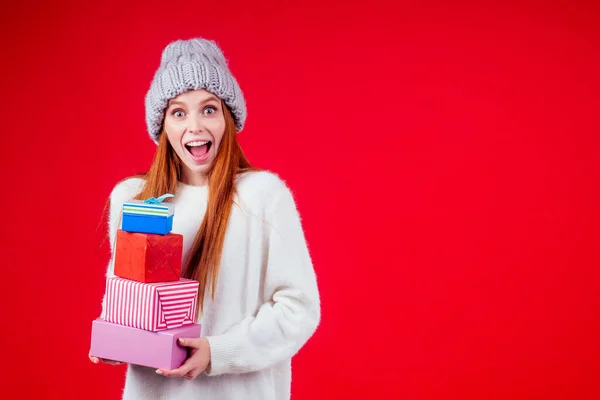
[144,38,247,145]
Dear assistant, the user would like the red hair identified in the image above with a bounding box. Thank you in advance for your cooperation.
[131,102,257,314]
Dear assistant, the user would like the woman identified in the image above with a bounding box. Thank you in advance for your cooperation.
[89,38,320,400]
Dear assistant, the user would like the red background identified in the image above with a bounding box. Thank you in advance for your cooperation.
[1,1,599,398]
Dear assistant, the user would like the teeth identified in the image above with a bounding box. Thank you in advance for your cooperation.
[186,141,209,147]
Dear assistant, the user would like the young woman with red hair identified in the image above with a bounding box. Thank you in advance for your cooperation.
[89,38,320,400]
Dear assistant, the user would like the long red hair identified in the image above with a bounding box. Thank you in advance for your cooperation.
[130,102,256,314]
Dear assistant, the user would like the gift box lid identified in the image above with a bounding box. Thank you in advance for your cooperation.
[123,194,175,217]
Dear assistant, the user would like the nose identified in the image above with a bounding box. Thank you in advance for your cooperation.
[186,114,204,133]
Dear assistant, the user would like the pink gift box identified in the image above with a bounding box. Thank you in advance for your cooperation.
[104,277,199,331]
[90,318,202,370]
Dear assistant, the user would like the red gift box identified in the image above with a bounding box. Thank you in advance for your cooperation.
[114,229,183,283]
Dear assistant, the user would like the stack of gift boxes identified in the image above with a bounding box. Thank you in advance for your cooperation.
[90,194,202,370]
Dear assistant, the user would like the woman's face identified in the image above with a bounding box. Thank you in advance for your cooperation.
[163,89,226,184]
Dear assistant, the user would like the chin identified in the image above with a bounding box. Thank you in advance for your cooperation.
[184,161,212,175]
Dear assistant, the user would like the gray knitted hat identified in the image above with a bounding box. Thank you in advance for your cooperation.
[144,38,247,145]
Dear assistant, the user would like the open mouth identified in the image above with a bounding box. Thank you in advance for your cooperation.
[184,140,213,160]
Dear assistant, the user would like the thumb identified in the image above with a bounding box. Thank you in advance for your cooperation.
[178,337,203,348]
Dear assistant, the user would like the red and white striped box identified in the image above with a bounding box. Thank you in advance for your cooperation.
[104,277,199,332]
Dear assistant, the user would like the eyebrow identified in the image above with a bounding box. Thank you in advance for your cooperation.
[168,96,221,107]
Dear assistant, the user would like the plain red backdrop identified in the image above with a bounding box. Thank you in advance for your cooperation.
[1,0,599,398]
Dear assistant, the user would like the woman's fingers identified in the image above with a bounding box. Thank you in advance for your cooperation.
[89,353,122,365]
[102,359,123,365]
[177,337,203,349]
[157,340,209,378]
[156,360,193,377]
[184,367,203,380]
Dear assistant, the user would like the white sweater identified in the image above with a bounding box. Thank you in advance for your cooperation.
[99,171,321,400]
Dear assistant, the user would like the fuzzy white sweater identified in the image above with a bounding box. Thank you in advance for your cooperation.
[99,171,321,400]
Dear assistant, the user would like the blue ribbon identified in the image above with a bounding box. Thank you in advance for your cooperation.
[144,193,175,204]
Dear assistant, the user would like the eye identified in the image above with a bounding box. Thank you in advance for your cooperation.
[172,109,185,118]
[203,105,218,115]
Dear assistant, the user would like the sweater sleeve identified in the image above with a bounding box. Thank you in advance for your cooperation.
[204,185,321,375]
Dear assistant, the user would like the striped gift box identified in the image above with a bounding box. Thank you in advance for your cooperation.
[122,200,174,217]
[105,277,199,331]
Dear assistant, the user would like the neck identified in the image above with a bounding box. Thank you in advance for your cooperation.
[181,169,208,187]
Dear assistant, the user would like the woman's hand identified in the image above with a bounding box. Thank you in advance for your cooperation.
[89,350,123,365]
[156,338,211,380]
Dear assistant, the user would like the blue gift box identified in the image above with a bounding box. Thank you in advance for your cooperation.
[122,194,175,235]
